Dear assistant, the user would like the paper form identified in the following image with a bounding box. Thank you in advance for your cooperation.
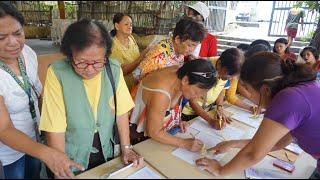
[190,117,245,140]
[106,163,134,178]
[242,98,256,106]
[285,143,304,155]
[247,128,258,139]
[127,166,163,179]
[224,105,263,128]
[245,167,288,179]
[172,131,225,165]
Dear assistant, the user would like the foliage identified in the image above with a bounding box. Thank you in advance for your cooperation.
[64,1,76,19]
[301,29,315,42]
[294,1,319,12]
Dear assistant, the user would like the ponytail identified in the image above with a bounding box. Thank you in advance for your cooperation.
[241,52,317,97]
[110,29,116,37]
[111,13,132,37]
[276,60,317,94]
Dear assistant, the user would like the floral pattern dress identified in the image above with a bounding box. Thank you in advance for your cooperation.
[132,38,184,81]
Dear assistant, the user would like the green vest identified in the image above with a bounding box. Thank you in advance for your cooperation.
[51,59,120,171]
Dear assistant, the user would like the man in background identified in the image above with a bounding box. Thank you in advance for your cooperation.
[285,7,305,47]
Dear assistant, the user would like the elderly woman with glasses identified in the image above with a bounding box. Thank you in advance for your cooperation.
[39,19,143,178]
[0,2,86,179]
[130,59,217,152]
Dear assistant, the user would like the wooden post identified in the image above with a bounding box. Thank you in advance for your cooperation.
[58,1,66,19]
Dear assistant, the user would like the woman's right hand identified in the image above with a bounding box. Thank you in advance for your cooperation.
[208,141,237,155]
[42,147,84,179]
[183,138,204,152]
[208,118,226,130]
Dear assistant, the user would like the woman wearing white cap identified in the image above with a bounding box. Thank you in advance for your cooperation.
[184,2,218,60]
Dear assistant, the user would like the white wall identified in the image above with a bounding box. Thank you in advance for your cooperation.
[256,1,273,21]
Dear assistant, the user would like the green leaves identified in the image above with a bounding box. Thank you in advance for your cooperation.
[293,1,319,12]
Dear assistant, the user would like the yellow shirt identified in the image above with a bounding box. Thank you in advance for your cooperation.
[110,35,140,90]
[39,66,135,133]
[182,78,228,115]
[182,56,239,115]
[225,78,239,104]
[209,56,240,105]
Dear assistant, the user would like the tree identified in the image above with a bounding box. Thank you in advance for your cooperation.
[295,1,320,52]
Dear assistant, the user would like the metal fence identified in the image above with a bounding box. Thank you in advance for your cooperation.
[206,1,227,32]
[268,1,319,38]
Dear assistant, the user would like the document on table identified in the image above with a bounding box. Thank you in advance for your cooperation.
[285,143,304,155]
[247,128,258,139]
[242,98,256,106]
[172,131,225,165]
[190,117,245,140]
[127,167,163,179]
[104,163,134,178]
[245,168,289,179]
[224,105,263,128]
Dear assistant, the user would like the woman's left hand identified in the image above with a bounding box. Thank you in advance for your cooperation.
[121,148,144,168]
[195,158,222,176]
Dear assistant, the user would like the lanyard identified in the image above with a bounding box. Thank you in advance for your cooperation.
[0,56,40,141]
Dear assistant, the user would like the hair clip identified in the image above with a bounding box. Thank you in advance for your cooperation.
[191,71,216,78]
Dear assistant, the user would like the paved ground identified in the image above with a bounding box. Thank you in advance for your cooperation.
[218,22,285,41]
[26,39,60,55]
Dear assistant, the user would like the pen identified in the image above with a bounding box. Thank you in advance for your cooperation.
[201,144,207,158]
[218,114,223,129]
[284,151,292,162]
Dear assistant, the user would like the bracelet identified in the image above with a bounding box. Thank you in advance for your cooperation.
[216,104,223,109]
[122,145,133,150]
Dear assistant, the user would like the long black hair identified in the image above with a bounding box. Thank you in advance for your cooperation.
[273,38,290,54]
[110,13,132,37]
[240,52,317,97]
[219,48,244,76]
[177,59,217,89]
[300,46,319,60]
[0,2,24,25]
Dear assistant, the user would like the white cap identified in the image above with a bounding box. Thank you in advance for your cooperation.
[185,2,210,20]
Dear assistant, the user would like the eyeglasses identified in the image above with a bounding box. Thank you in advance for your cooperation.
[72,58,106,70]
[191,72,216,78]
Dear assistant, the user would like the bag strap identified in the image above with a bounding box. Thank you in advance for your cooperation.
[0,56,40,141]
[105,58,118,157]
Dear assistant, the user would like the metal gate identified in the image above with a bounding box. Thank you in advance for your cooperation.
[206,1,227,32]
[268,1,319,38]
